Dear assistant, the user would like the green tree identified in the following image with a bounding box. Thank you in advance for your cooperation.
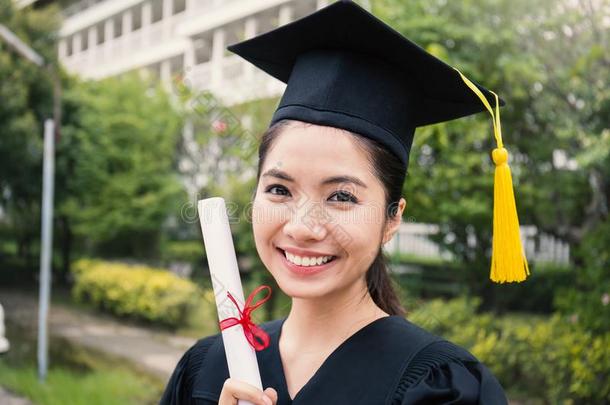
[373,0,609,304]
[0,0,60,270]
[56,73,184,260]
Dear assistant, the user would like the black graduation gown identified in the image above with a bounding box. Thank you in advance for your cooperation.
[160,315,508,405]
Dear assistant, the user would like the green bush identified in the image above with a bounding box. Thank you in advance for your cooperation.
[71,258,200,326]
[554,221,610,335]
[410,298,610,403]
[554,284,610,335]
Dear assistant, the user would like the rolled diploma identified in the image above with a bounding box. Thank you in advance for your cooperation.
[198,197,263,405]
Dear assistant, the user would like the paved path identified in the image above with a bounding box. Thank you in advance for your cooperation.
[0,290,197,380]
[0,386,33,405]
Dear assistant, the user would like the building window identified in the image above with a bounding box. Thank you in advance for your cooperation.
[66,37,73,56]
[152,0,163,23]
[293,0,317,19]
[114,15,122,38]
[257,9,279,36]
[81,30,88,51]
[223,21,245,57]
[170,54,183,77]
[174,0,185,14]
[194,35,212,65]
[97,23,105,45]
[132,5,143,31]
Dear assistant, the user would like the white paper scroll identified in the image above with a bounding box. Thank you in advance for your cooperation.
[198,197,263,405]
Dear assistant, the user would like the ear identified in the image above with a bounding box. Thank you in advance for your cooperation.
[382,197,407,245]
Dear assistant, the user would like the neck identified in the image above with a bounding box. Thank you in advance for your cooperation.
[281,279,389,353]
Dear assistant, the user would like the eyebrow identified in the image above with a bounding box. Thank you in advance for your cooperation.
[262,168,368,188]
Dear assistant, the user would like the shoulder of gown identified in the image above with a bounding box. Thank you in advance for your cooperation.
[159,334,219,405]
[391,339,508,405]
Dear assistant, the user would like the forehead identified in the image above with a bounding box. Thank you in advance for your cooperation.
[262,123,373,179]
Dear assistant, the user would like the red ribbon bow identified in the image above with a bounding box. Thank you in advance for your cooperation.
[218,285,272,351]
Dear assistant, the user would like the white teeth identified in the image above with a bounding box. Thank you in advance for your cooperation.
[284,251,334,267]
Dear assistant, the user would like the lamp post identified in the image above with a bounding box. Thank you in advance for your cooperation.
[0,22,61,382]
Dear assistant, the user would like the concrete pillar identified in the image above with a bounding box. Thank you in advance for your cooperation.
[244,17,258,79]
[185,0,196,15]
[183,39,196,87]
[72,32,82,54]
[278,4,293,26]
[211,28,225,88]
[104,18,115,41]
[162,0,174,39]
[161,58,172,90]
[86,26,98,67]
[104,19,115,60]
[122,9,133,36]
[87,26,98,49]
[162,0,173,19]
[58,38,67,59]
[245,16,257,39]
[184,39,195,68]
[142,2,152,46]
[142,2,152,26]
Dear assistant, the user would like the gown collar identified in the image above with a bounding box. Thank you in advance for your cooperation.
[192,315,440,404]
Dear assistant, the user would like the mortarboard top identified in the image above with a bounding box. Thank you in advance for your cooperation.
[226,0,503,168]
[227,0,529,283]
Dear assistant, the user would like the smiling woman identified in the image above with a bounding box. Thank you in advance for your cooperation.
[252,120,407,316]
[161,1,510,404]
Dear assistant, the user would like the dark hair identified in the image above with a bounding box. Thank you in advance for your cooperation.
[254,119,406,317]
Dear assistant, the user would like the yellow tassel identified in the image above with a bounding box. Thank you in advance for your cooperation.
[454,68,530,283]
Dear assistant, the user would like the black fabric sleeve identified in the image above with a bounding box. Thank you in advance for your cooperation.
[160,336,217,405]
[392,341,509,405]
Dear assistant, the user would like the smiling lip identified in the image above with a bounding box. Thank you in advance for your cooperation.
[278,246,338,257]
[276,247,339,276]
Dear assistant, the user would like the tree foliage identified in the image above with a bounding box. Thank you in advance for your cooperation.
[373,0,609,303]
[56,74,184,258]
[0,0,60,267]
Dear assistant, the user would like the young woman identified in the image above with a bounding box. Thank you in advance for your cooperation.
[162,1,511,404]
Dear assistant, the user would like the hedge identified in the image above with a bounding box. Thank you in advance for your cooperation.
[71,259,200,326]
[409,298,610,403]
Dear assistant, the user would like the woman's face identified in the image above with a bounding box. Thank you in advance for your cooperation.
[252,122,399,300]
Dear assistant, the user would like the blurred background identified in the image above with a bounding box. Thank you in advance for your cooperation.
[0,0,608,403]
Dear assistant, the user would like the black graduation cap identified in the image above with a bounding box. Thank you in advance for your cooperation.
[226,0,504,169]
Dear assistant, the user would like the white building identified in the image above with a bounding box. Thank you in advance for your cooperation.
[18,0,336,105]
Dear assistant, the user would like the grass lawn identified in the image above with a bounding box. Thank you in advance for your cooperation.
[0,363,157,405]
[0,320,163,405]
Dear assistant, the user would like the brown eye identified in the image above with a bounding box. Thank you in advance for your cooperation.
[265,184,290,196]
[330,190,358,203]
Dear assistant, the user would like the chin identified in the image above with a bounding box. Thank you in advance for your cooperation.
[283,280,327,297]
[270,269,335,299]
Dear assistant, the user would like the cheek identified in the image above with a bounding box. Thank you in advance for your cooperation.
[331,204,384,259]
[251,199,290,254]
[252,200,271,243]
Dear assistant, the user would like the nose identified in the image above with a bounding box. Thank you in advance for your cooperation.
[282,200,330,242]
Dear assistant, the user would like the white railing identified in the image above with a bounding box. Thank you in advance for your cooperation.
[63,11,187,77]
[384,223,454,261]
[384,223,570,265]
